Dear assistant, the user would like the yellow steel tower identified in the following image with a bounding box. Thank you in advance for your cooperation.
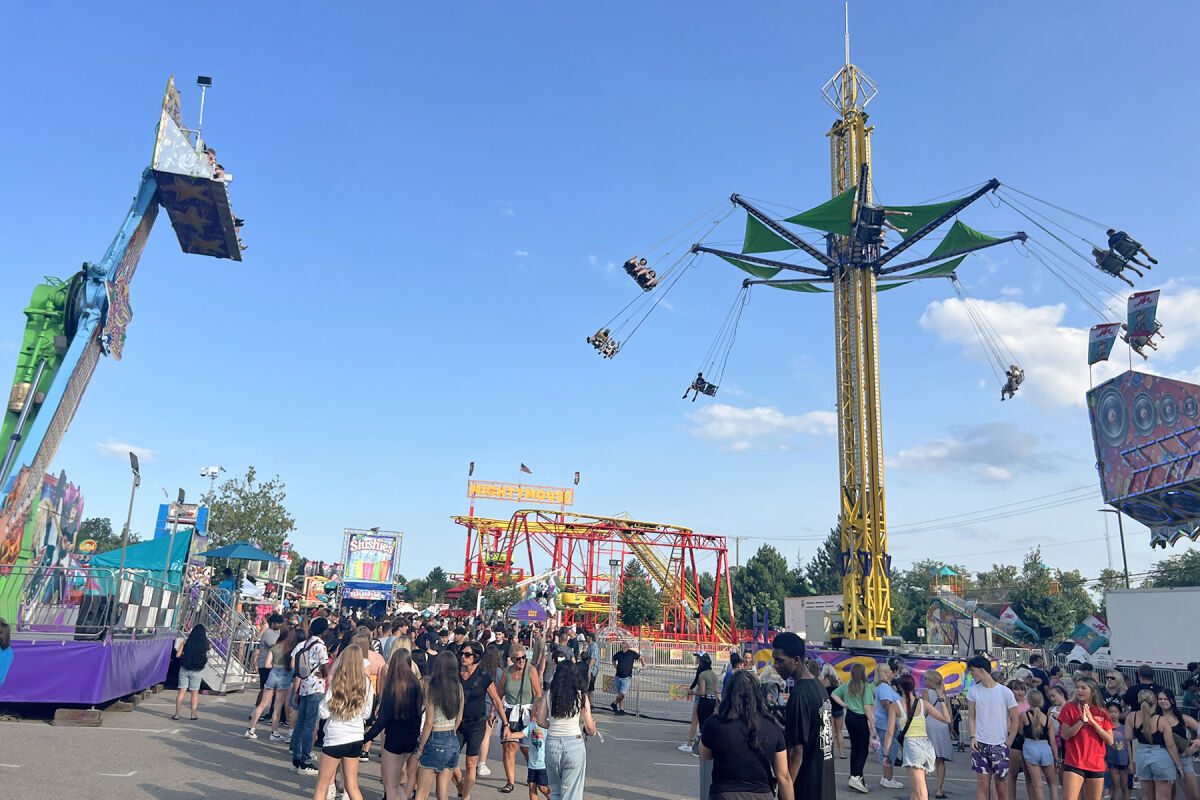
[824,19,890,644]
[687,8,1022,647]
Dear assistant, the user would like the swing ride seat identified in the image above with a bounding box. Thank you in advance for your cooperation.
[1111,236,1141,261]
[1097,249,1128,274]
[853,203,887,244]
[701,381,718,397]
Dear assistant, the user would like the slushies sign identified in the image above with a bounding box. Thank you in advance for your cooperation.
[467,480,574,506]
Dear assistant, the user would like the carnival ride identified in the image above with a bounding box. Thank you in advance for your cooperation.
[588,16,1166,646]
[0,76,242,704]
[452,508,736,646]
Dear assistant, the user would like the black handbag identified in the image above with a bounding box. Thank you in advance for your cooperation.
[507,665,530,733]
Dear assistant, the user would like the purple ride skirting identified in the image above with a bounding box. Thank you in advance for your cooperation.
[0,637,172,704]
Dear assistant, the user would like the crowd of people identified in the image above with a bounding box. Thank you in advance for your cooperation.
[174,605,1200,800]
[193,607,606,800]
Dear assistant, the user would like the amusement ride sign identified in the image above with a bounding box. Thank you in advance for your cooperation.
[467,480,574,506]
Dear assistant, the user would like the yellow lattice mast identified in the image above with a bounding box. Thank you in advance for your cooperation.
[822,10,890,644]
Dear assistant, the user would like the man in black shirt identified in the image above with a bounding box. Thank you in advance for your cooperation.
[772,632,835,800]
[611,641,645,715]
[1123,664,1165,709]
[493,628,511,663]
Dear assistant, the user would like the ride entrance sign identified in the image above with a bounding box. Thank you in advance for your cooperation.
[467,480,574,506]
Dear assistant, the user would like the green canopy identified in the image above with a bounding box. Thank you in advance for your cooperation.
[783,186,857,236]
[719,254,782,280]
[742,215,797,254]
[767,281,830,293]
[882,197,968,241]
[876,256,965,292]
[929,220,998,258]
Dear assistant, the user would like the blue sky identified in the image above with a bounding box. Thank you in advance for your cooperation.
[3,2,1198,589]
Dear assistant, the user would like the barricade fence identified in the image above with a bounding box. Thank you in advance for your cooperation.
[3,562,180,642]
[591,637,730,723]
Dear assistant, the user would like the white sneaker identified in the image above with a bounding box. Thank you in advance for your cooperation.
[849,775,869,793]
[678,742,693,752]
[244,728,257,739]
[270,731,287,741]
[881,778,905,789]
[296,765,318,775]
[477,763,492,776]
[326,783,337,800]
[1017,773,1026,781]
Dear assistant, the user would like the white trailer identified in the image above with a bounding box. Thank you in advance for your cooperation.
[1106,587,1200,669]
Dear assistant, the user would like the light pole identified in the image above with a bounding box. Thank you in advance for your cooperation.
[115,453,141,626]
[1098,508,1131,588]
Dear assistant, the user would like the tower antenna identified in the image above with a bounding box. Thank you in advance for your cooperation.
[844,2,850,66]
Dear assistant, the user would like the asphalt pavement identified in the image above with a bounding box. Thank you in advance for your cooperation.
[0,691,992,800]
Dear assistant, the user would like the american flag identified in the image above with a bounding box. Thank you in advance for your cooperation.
[520,463,532,474]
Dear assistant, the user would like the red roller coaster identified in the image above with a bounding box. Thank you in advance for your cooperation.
[450,508,736,647]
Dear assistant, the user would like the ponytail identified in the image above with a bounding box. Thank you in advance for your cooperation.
[1139,689,1157,742]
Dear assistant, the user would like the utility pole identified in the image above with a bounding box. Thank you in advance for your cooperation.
[732,537,748,568]
[1098,508,1131,588]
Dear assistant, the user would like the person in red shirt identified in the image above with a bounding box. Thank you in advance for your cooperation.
[1059,677,1115,800]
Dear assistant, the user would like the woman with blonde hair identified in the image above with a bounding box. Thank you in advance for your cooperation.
[922,670,954,799]
[1059,677,1115,800]
[1126,688,1182,800]
[313,644,375,800]
[1022,689,1060,800]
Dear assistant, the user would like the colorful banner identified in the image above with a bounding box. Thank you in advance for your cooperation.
[751,647,976,696]
[1068,614,1110,654]
[343,587,387,600]
[1127,290,1160,339]
[345,532,398,585]
[467,480,575,506]
[1088,323,1121,365]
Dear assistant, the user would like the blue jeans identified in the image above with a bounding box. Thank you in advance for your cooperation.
[290,692,323,764]
[545,735,587,800]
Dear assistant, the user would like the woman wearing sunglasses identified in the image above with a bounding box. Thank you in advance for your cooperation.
[500,646,543,793]
[452,641,505,800]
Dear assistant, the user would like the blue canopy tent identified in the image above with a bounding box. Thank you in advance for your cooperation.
[90,528,194,593]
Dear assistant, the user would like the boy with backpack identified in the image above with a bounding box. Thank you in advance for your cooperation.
[290,616,331,774]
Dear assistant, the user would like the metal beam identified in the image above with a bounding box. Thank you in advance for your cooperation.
[876,233,1027,275]
[730,194,839,270]
[872,178,1001,270]
[745,272,956,287]
[691,244,831,278]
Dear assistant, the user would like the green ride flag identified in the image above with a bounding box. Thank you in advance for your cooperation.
[742,215,797,254]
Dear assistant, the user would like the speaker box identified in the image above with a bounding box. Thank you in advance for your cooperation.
[1088,371,1200,530]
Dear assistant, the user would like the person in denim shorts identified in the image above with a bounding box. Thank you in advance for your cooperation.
[416,652,464,799]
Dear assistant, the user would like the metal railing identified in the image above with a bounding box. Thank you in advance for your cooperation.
[176,585,259,692]
[1,562,180,641]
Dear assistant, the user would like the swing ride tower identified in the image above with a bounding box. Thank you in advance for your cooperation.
[678,17,1026,646]
[824,39,891,646]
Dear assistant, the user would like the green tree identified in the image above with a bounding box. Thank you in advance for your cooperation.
[730,545,804,628]
[1095,568,1127,616]
[206,466,296,555]
[972,563,1020,613]
[1008,549,1094,641]
[890,559,969,642]
[1147,549,1200,588]
[805,525,843,596]
[619,560,661,628]
[78,516,140,554]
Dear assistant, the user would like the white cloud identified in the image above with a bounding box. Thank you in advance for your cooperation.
[725,440,752,452]
[920,281,1200,408]
[887,422,1055,483]
[514,250,529,257]
[688,403,837,441]
[498,201,515,217]
[96,438,156,462]
[1000,285,1023,297]
[589,254,617,274]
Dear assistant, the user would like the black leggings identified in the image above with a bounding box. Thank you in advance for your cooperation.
[845,710,871,778]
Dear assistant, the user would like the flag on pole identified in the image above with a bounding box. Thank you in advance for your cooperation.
[1127,290,1160,338]
[468,461,474,476]
[574,471,580,485]
[1088,323,1121,365]
[520,463,532,474]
